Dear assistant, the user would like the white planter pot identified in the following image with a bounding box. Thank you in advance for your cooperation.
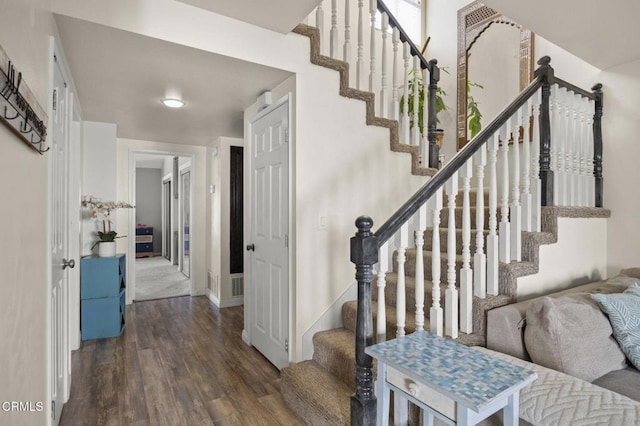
[98,241,116,257]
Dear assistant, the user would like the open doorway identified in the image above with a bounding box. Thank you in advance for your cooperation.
[133,153,192,301]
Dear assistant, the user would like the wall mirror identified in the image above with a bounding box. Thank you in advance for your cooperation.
[456,1,535,149]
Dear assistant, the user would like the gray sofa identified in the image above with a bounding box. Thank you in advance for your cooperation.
[486,270,640,402]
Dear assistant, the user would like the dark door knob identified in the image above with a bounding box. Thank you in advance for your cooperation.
[62,258,76,270]
[246,244,255,251]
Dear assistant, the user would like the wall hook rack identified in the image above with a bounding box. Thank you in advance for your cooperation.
[0,46,48,155]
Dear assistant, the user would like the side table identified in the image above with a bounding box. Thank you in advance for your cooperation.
[366,332,537,425]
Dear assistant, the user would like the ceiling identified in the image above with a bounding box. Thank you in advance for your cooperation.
[54,15,292,146]
[176,0,320,33]
[481,0,640,70]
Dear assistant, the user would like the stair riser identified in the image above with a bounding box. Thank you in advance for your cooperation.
[439,206,496,230]
[424,228,484,255]
[373,275,447,316]
[342,301,424,338]
[393,251,464,281]
[312,332,357,389]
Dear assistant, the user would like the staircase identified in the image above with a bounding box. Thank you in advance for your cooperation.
[280,2,606,424]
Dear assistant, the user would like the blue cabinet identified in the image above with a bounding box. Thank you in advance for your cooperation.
[80,254,126,340]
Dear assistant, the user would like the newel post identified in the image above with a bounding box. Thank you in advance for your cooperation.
[535,56,555,206]
[350,216,378,426]
[592,83,604,207]
[427,59,440,169]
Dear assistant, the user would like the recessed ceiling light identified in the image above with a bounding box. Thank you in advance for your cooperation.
[161,98,185,108]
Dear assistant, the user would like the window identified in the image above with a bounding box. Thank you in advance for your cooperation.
[376,0,422,45]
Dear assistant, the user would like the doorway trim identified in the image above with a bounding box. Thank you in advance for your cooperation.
[242,93,294,362]
[127,149,196,304]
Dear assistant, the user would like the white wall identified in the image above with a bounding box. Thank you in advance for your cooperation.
[601,59,640,275]
[0,1,62,424]
[207,137,244,307]
[81,121,117,255]
[517,217,608,300]
[115,138,207,303]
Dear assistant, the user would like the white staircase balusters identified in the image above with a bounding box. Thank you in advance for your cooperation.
[356,0,364,90]
[445,172,459,339]
[578,97,588,207]
[459,161,473,334]
[498,124,511,264]
[330,0,338,58]
[571,94,581,206]
[411,56,420,146]
[379,12,389,119]
[413,204,427,332]
[549,85,559,206]
[511,114,522,262]
[391,28,400,121]
[559,86,569,206]
[368,0,376,94]
[430,188,444,336]
[486,132,500,295]
[521,99,533,232]
[563,89,573,206]
[473,144,487,298]
[401,42,411,145]
[395,222,409,337]
[586,100,596,207]
[377,242,389,343]
[531,90,542,231]
[343,0,351,63]
[316,2,325,55]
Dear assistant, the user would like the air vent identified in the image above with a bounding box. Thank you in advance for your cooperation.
[232,276,244,297]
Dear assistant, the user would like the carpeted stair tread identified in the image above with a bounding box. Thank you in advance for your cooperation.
[342,300,431,338]
[313,328,357,388]
[281,360,351,426]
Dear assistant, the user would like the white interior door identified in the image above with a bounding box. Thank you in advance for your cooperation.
[50,51,72,424]
[248,100,289,369]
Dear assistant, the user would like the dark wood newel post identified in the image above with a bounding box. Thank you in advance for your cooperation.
[592,83,604,207]
[427,59,440,169]
[535,56,555,206]
[350,216,378,426]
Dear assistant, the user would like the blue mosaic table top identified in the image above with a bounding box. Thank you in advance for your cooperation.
[366,332,537,412]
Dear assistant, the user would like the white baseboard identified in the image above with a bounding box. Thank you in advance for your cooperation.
[242,329,250,346]
[206,291,220,307]
[219,296,244,308]
[301,281,357,360]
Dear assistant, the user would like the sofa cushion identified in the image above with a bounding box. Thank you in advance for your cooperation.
[593,286,640,370]
[524,293,627,382]
[593,367,640,402]
[620,267,640,280]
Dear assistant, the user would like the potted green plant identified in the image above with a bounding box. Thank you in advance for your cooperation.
[467,81,484,139]
[81,196,134,257]
[399,69,484,148]
[399,69,448,149]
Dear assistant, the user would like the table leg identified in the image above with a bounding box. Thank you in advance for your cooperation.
[423,410,434,426]
[503,392,519,426]
[394,392,409,426]
[377,363,390,425]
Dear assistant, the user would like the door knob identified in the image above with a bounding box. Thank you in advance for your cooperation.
[62,258,76,270]
[246,244,255,251]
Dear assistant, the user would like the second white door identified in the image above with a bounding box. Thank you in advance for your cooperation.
[248,99,289,369]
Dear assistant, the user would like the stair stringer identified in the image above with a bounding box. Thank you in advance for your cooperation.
[292,24,436,177]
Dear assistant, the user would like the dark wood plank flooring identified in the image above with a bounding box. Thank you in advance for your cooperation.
[60,296,304,425]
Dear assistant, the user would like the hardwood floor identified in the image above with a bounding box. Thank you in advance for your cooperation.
[60,296,304,426]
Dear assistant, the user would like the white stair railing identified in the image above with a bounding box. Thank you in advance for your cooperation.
[307,0,440,163]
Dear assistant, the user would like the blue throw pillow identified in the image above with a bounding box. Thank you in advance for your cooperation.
[592,285,640,370]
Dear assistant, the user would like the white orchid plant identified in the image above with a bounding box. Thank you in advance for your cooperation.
[81,196,134,249]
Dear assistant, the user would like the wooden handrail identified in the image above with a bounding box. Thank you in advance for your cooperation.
[375,0,432,71]
[375,76,544,244]
[555,77,596,100]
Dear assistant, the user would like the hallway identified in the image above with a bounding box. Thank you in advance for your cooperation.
[60,297,303,425]
[134,257,190,301]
